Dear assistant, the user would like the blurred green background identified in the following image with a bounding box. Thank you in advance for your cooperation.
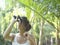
[0,0,60,45]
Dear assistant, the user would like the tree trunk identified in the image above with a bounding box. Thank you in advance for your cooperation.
[56,19,60,45]
[45,37,48,45]
[51,37,53,45]
[39,18,44,45]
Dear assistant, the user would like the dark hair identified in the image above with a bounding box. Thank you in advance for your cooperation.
[20,16,31,32]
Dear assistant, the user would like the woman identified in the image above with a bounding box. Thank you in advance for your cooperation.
[3,15,36,45]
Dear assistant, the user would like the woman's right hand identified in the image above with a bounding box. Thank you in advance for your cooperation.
[11,15,17,23]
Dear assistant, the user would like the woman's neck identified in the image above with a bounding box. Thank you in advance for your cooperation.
[20,32,24,36]
[19,30,25,36]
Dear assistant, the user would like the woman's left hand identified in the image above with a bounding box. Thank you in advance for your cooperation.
[23,32,29,39]
[23,32,36,45]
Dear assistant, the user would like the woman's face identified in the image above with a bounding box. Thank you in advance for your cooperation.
[17,22,25,32]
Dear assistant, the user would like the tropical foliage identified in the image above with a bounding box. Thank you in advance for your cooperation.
[0,0,60,45]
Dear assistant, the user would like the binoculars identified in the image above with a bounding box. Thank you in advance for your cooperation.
[13,15,22,22]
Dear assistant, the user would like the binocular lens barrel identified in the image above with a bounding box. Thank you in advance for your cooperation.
[13,15,22,22]
[13,16,16,19]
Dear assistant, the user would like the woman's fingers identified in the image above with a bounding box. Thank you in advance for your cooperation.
[24,32,28,37]
[23,32,32,40]
[11,15,17,23]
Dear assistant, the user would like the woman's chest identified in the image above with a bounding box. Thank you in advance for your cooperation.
[12,34,30,45]
[16,35,27,44]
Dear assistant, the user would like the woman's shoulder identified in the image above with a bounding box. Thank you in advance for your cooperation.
[10,33,20,38]
[10,33,19,35]
[10,33,19,41]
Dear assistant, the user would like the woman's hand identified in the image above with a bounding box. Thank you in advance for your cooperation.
[23,32,29,38]
[24,32,36,45]
[11,15,17,24]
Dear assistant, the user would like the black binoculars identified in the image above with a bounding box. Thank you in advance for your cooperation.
[13,15,22,22]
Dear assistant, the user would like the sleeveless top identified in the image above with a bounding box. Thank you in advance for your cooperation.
[12,33,30,45]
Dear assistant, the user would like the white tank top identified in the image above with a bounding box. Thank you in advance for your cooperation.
[12,33,30,45]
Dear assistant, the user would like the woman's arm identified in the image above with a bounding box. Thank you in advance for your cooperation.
[28,34,36,45]
[3,17,17,41]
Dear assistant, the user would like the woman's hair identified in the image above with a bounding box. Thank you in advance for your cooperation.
[19,16,31,32]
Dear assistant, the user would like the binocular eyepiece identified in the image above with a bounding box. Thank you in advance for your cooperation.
[13,15,22,22]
